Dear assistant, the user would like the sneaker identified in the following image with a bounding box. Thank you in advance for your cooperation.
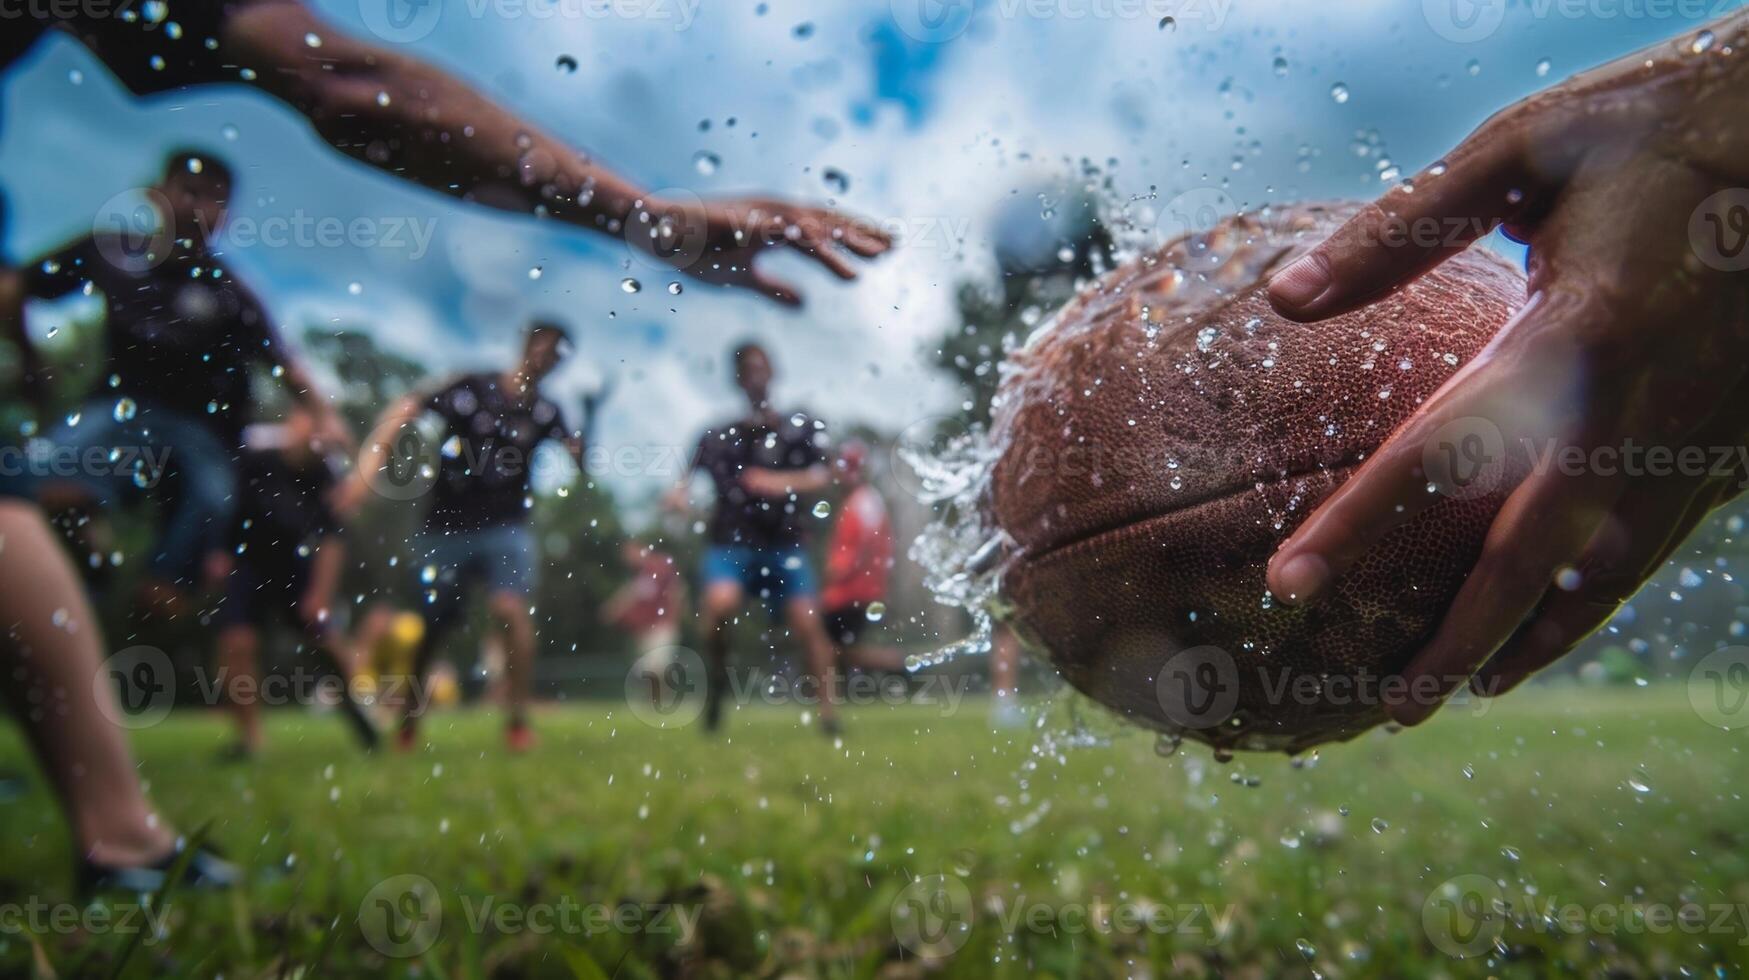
[78,840,241,896]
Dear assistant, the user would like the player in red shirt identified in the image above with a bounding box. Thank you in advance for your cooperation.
[821,442,907,675]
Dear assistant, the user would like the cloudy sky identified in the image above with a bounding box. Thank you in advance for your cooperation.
[0,0,1731,505]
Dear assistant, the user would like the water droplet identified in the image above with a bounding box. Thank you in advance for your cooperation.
[1555,566,1582,591]
[620,277,641,294]
[1370,817,1389,834]
[112,398,137,423]
[866,601,886,622]
[1428,160,1449,177]
[1501,846,1521,862]
[221,123,239,141]
[1195,326,1219,351]
[1158,15,1176,31]
[1535,57,1551,77]
[528,266,543,280]
[1296,939,1317,960]
[812,500,831,519]
[667,281,683,295]
[1329,83,1350,104]
[303,32,322,48]
[1272,56,1288,77]
[792,21,814,39]
[69,69,84,85]
[556,54,578,73]
[822,168,849,193]
[1691,30,1716,54]
[1466,59,1482,76]
[692,150,721,176]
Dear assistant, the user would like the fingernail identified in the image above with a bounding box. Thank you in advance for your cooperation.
[1271,553,1330,606]
[1268,253,1333,313]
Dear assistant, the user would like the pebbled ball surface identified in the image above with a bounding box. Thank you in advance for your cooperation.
[986,203,1527,753]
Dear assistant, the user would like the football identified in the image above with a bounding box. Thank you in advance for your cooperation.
[984,203,1527,753]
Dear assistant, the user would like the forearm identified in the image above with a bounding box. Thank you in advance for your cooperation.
[305,538,345,606]
[787,465,834,494]
[221,4,648,231]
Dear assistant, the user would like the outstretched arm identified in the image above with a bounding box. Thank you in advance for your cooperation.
[1264,9,1749,723]
[49,0,890,307]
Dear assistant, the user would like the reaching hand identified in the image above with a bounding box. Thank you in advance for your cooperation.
[630,196,893,307]
[1263,13,1749,725]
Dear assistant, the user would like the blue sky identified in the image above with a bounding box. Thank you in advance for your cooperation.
[1,0,1736,503]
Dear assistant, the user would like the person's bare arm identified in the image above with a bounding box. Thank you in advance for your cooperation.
[1264,9,1749,724]
[299,535,345,629]
[52,1,890,307]
[741,464,832,498]
[335,392,426,519]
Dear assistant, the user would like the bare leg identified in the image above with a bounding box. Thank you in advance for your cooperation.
[215,624,264,753]
[699,581,743,731]
[992,626,1019,699]
[843,642,907,673]
[486,589,535,730]
[0,501,176,866]
[786,596,841,731]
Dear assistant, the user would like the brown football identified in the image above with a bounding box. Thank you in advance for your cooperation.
[985,203,1527,753]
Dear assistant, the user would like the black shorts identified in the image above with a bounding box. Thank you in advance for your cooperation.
[825,604,874,647]
[215,559,309,631]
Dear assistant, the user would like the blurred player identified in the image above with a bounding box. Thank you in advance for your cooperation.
[602,540,687,706]
[664,343,843,735]
[821,441,906,675]
[211,405,378,758]
[9,150,351,614]
[341,322,585,752]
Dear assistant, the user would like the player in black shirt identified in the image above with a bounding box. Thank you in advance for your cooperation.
[665,343,845,735]
[9,150,352,612]
[341,323,584,752]
[212,406,377,758]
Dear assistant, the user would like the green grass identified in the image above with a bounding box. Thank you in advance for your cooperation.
[0,684,1745,978]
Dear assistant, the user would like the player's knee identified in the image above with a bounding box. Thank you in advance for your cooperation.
[486,589,530,625]
[701,583,743,623]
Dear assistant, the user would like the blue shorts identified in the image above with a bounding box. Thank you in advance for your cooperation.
[412,524,537,624]
[701,545,818,609]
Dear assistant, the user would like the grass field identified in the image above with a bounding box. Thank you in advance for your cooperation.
[0,684,1745,978]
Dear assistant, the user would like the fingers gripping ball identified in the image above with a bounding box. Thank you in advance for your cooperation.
[985,204,1528,753]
